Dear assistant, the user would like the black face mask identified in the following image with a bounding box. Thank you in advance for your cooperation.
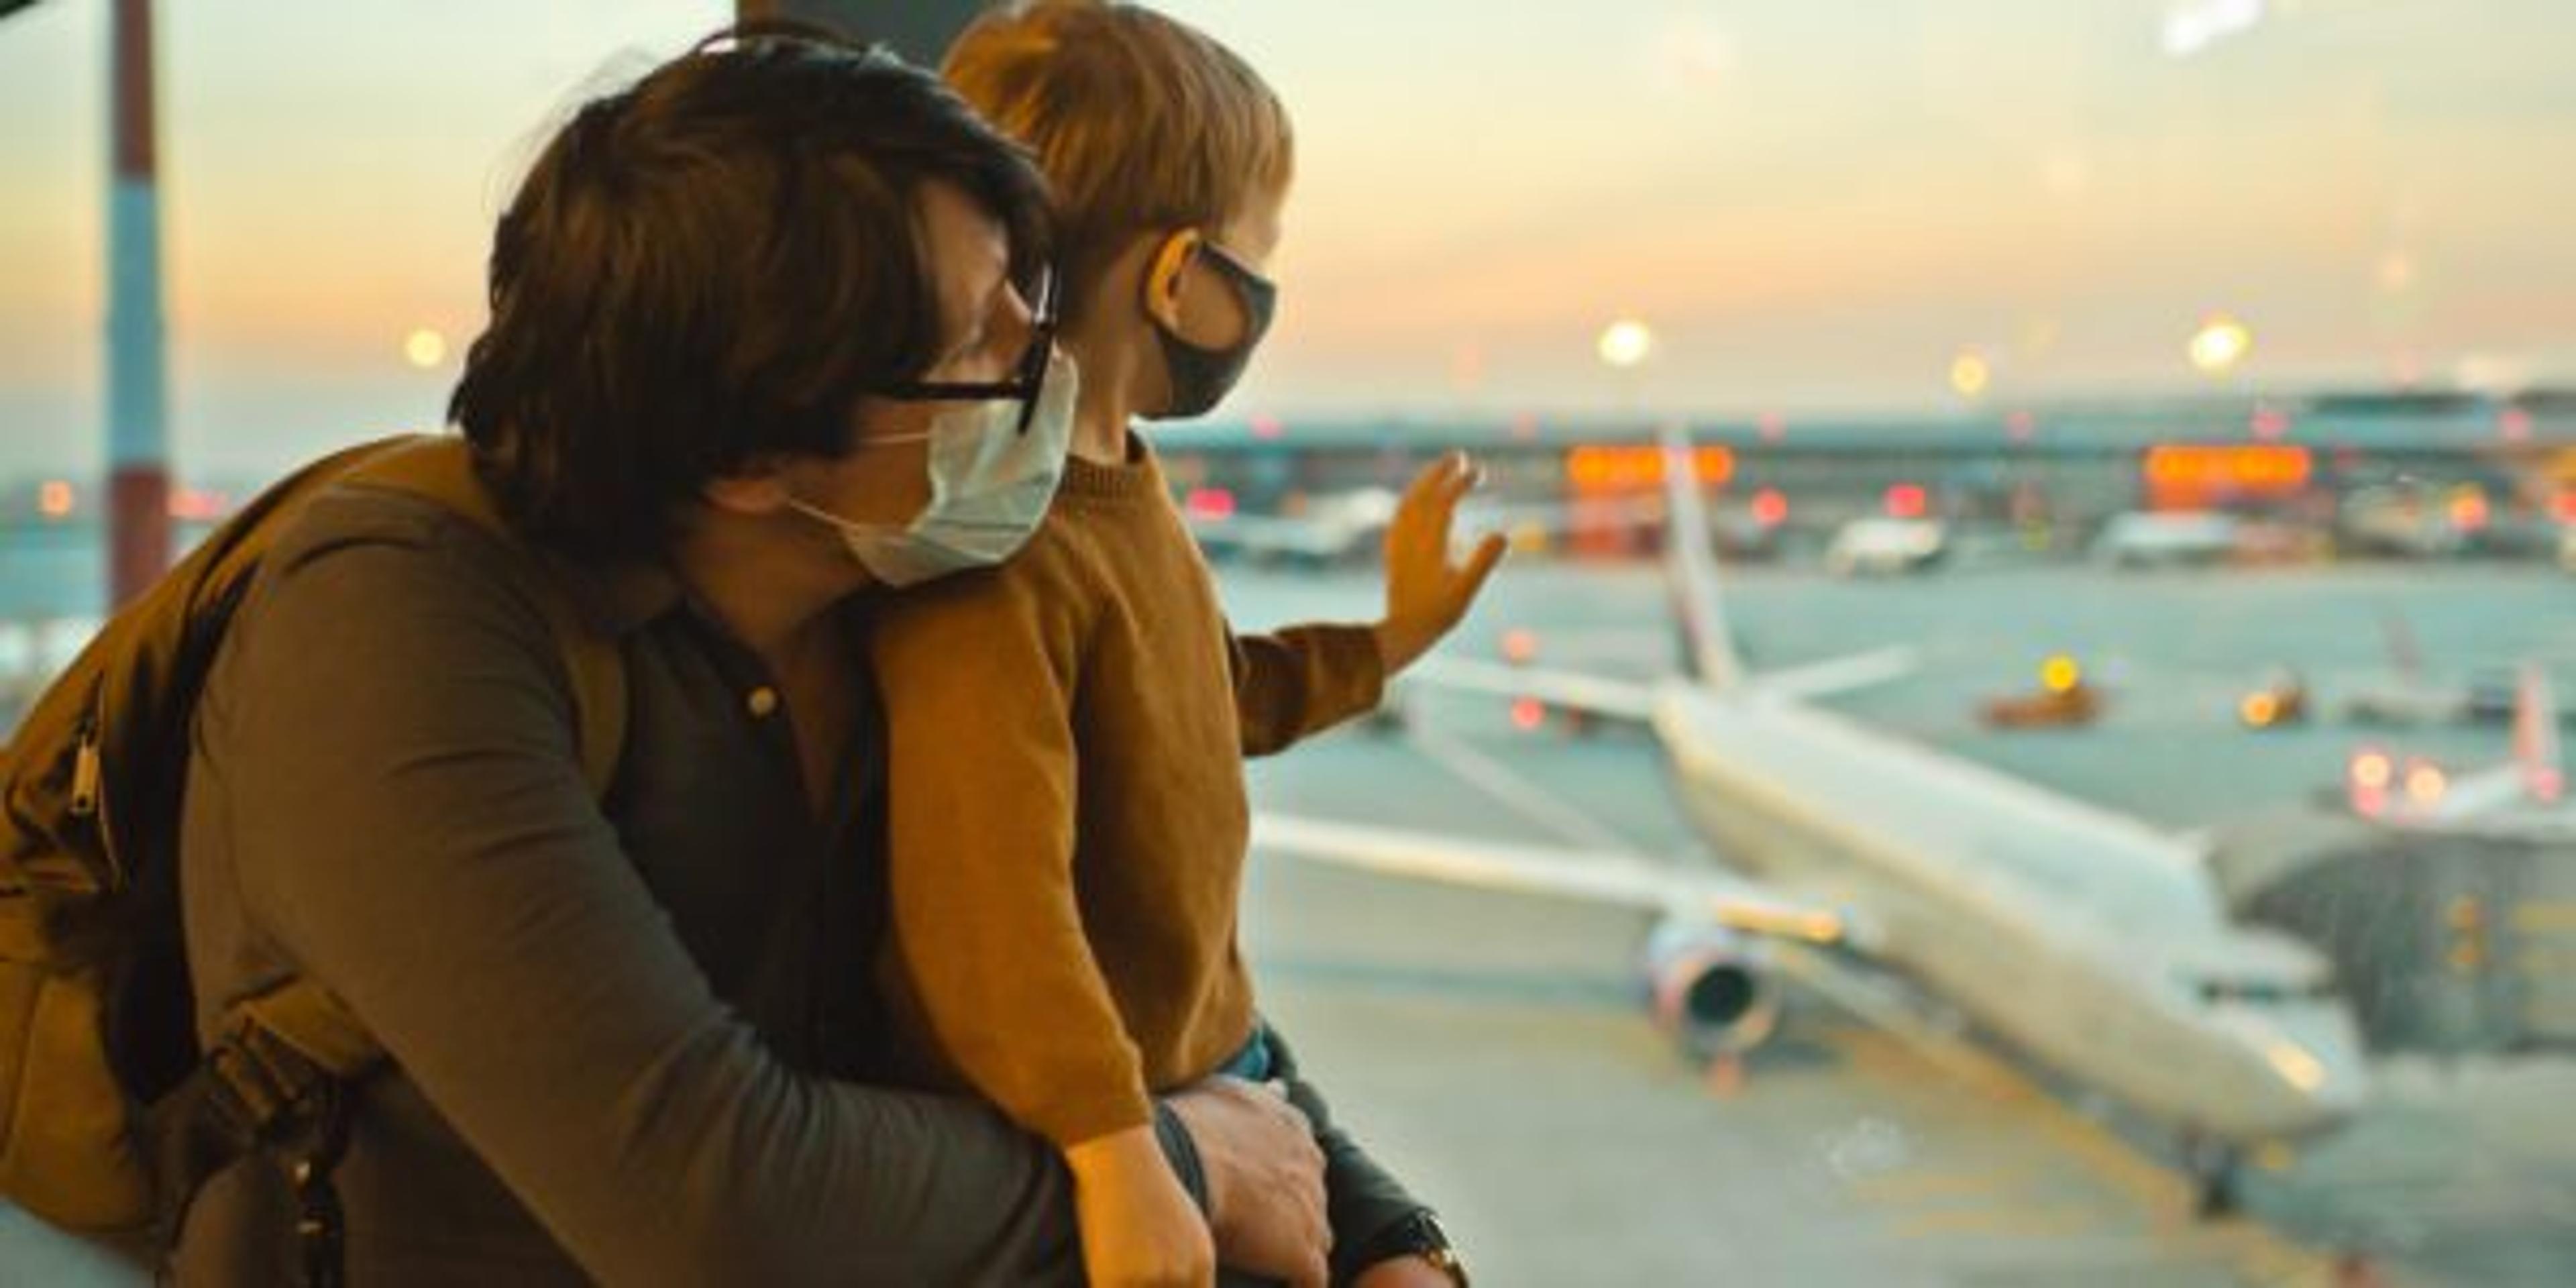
[1146,239,1278,420]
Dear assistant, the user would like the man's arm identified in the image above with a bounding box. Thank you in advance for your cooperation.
[204,511,1084,1285]
[1260,1028,1441,1284]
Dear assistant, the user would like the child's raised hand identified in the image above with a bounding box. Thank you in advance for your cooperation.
[1374,451,1509,676]
[1066,1125,1219,1288]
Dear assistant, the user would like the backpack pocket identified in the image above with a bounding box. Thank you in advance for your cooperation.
[0,941,154,1232]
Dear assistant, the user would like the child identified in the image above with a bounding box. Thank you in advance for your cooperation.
[870,3,1502,1285]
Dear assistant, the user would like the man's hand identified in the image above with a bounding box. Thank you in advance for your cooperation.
[1165,1078,1330,1288]
[1375,451,1508,678]
[1065,1125,1216,1288]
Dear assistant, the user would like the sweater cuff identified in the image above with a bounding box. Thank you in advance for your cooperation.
[1308,623,1389,730]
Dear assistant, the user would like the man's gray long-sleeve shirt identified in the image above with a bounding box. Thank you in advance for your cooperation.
[172,484,1418,1284]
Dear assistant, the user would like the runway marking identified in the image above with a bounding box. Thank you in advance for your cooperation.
[2510,900,2576,933]
[1886,1203,2100,1240]
[1847,1167,2038,1201]
[1815,1028,2349,1283]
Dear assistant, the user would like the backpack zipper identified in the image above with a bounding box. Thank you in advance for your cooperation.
[69,711,103,819]
[69,704,123,891]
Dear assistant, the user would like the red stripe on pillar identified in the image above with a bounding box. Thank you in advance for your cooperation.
[109,467,171,608]
[113,0,155,179]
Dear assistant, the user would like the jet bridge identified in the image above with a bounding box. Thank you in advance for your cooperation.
[2208,807,2576,1054]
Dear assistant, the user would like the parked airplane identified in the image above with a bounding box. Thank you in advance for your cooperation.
[2341,612,2555,729]
[2090,511,2241,569]
[1189,485,1403,566]
[1254,426,2368,1215]
[1822,516,1947,577]
[2341,663,2571,843]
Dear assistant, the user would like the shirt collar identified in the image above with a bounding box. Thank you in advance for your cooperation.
[555,553,688,639]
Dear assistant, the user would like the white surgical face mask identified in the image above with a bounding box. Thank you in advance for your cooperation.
[790,347,1078,588]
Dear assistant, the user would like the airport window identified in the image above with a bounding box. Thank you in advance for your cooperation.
[3,1,2572,1283]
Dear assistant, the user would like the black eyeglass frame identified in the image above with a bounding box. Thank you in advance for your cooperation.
[875,266,1061,435]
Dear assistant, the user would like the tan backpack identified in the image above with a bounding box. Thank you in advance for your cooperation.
[0,435,623,1255]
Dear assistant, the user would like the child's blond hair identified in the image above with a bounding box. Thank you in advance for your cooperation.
[944,1,1291,313]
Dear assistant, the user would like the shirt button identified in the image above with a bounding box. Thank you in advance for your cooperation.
[745,686,781,718]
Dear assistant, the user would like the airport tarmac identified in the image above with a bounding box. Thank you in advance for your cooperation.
[1230,557,2576,1287]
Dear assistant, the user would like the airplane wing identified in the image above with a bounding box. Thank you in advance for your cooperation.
[1403,655,1662,722]
[1403,645,1918,721]
[1251,812,1873,950]
[1748,645,1921,703]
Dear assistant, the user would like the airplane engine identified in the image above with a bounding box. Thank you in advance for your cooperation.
[1643,922,1782,1059]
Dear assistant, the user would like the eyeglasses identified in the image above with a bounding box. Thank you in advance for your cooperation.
[877,266,1061,436]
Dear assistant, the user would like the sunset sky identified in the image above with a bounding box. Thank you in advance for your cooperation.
[3,0,2573,479]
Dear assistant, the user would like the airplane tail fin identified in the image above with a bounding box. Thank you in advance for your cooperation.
[2381,610,2426,682]
[1657,424,1746,691]
[2514,663,2564,803]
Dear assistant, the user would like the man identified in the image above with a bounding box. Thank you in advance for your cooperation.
[175,28,1389,1284]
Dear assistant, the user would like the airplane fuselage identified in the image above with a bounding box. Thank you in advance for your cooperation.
[1650,684,2367,1146]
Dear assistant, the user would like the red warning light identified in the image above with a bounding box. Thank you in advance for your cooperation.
[1751,488,1790,527]
[1884,483,1927,520]
[1183,487,1237,521]
[1509,697,1548,732]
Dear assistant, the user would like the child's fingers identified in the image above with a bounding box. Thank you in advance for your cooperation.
[1401,452,1459,510]
[1458,532,1508,598]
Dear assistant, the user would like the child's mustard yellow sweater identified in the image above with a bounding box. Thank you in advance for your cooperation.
[870,435,1385,1145]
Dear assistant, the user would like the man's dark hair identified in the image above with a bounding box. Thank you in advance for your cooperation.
[448,23,1051,559]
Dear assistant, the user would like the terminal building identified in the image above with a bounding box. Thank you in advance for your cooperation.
[1152,390,2576,562]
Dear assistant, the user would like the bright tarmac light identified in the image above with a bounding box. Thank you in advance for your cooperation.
[2405,762,2448,806]
[2041,655,2082,694]
[2188,315,2252,376]
[405,327,449,370]
[1598,319,1655,370]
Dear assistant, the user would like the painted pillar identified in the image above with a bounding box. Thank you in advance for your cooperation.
[107,0,170,605]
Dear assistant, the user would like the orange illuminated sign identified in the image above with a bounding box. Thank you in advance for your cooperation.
[2141,444,2312,508]
[1566,444,1733,492]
